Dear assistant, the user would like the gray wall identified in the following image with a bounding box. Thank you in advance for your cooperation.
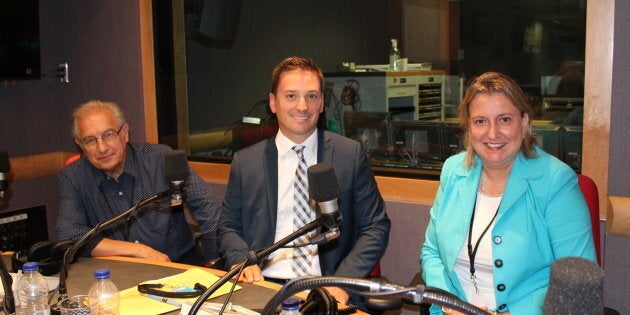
[0,0,148,240]
[601,0,630,312]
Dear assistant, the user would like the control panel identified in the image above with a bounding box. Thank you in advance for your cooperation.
[0,205,48,251]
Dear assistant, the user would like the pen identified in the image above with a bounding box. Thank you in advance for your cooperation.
[144,294,182,307]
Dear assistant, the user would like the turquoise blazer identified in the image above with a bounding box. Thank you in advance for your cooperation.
[421,147,596,314]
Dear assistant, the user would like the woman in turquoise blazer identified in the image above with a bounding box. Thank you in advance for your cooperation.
[420,72,596,315]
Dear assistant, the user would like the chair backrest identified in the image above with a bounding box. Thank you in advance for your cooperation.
[64,154,81,166]
[576,173,602,265]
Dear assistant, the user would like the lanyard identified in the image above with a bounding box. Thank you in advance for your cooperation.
[467,195,501,292]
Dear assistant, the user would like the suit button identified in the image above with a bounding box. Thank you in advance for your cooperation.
[497,284,506,291]
[493,236,502,244]
[498,304,507,310]
[494,259,503,268]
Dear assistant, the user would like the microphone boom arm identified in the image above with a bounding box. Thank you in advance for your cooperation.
[56,190,171,302]
[188,218,324,315]
[264,276,491,315]
[0,253,15,315]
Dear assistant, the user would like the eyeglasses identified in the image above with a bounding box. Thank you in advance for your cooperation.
[80,125,124,148]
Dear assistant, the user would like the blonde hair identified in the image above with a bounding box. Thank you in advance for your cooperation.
[72,100,126,139]
[458,72,538,169]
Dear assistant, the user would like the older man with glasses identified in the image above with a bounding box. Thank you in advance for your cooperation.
[56,100,221,266]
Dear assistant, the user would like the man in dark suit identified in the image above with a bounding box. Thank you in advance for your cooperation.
[218,56,390,305]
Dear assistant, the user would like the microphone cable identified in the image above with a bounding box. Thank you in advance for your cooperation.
[210,250,259,315]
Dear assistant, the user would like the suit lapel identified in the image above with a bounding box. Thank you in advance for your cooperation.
[318,129,332,163]
[264,137,279,232]
[496,153,541,220]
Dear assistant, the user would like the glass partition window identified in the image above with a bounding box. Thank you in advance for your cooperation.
[154,0,586,177]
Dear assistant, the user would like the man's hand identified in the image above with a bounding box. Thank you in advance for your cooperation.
[230,264,263,283]
[132,243,171,261]
[323,286,349,305]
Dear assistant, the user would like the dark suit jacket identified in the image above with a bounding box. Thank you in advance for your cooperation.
[219,129,390,279]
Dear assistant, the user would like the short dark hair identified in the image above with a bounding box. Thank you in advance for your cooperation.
[270,56,323,95]
[458,71,537,168]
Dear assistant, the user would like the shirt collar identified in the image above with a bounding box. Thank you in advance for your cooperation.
[92,143,138,184]
[275,129,318,159]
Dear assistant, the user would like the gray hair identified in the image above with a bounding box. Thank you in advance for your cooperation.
[72,100,126,139]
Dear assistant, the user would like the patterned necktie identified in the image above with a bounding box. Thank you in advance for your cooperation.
[292,145,315,277]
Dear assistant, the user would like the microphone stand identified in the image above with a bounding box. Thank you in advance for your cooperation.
[50,190,172,315]
[187,217,327,315]
[0,253,15,315]
[264,276,491,315]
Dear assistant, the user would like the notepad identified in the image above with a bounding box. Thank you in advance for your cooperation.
[118,268,241,315]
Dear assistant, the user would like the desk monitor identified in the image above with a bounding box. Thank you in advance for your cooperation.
[391,120,444,168]
[532,124,562,158]
[343,111,392,155]
[441,121,464,159]
[561,126,583,172]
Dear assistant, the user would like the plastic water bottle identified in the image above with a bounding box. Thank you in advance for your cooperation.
[389,38,401,70]
[279,297,302,315]
[88,269,119,315]
[16,262,50,315]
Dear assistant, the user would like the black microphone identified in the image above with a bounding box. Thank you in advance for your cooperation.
[543,257,604,314]
[164,150,189,207]
[307,163,341,243]
[0,151,9,202]
[1,251,15,314]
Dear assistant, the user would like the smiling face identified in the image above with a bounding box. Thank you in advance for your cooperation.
[269,69,323,144]
[468,92,529,171]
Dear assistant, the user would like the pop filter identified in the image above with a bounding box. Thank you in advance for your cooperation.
[543,257,604,314]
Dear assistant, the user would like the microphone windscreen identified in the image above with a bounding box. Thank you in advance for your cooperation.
[543,257,603,314]
[0,151,9,172]
[164,150,190,182]
[307,163,339,202]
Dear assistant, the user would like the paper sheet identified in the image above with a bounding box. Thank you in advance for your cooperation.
[118,268,241,315]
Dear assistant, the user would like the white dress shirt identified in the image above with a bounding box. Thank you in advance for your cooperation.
[261,129,322,279]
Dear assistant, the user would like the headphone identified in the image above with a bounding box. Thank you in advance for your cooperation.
[340,79,361,110]
[136,282,207,298]
[11,240,74,276]
[299,288,338,315]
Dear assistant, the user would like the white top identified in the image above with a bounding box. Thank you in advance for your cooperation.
[453,191,501,311]
[261,129,322,279]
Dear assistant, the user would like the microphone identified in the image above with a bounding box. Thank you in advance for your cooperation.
[164,150,190,207]
[1,251,15,314]
[307,163,341,243]
[0,151,9,202]
[543,257,604,314]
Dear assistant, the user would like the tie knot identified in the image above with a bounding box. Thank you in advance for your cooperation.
[292,145,305,156]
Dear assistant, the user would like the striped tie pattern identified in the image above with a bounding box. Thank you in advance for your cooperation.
[292,145,315,277]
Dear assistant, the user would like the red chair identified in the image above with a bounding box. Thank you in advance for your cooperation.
[369,262,381,277]
[64,154,81,166]
[577,173,602,265]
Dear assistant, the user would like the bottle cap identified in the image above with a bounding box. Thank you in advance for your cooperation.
[22,262,39,272]
[281,297,300,310]
[94,268,111,280]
